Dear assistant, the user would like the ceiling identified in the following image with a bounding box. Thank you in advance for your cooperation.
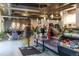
[0,3,76,20]
[11,3,47,8]
[11,3,76,19]
[11,3,75,11]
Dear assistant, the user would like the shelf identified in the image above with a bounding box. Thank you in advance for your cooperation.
[59,32,79,56]
[58,46,79,56]
[37,39,59,53]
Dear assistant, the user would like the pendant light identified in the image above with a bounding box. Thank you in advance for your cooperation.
[50,14,54,19]
[37,18,39,22]
[47,19,49,23]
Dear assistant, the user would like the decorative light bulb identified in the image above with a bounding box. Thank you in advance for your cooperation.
[37,18,38,22]
[50,14,53,19]
[47,19,49,22]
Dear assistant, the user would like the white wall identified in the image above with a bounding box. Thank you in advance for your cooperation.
[0,11,1,32]
[0,11,4,32]
[76,4,79,28]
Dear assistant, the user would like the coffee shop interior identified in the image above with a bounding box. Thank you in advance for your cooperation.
[0,3,79,56]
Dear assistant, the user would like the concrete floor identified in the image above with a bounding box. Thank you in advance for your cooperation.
[0,40,58,56]
[0,40,23,56]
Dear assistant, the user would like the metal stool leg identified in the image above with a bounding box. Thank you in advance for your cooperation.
[27,37,31,48]
[42,40,45,52]
[36,38,39,47]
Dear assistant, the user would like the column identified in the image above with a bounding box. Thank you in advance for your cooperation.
[0,11,1,32]
[76,4,79,28]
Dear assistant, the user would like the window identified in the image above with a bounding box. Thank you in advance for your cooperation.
[63,13,76,24]
[62,11,76,28]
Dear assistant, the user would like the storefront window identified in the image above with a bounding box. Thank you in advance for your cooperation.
[63,13,76,24]
[63,11,76,28]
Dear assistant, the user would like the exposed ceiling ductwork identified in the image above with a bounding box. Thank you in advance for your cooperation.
[0,3,76,19]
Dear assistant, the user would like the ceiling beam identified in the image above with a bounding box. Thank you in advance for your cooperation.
[1,16,28,19]
[57,3,75,11]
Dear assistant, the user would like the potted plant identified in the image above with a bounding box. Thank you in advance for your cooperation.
[0,32,4,40]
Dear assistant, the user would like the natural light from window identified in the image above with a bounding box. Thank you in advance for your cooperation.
[63,13,76,25]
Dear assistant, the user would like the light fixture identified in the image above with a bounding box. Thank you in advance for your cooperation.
[56,14,59,17]
[22,12,28,16]
[16,22,20,29]
[37,18,39,22]
[50,14,54,19]
[44,17,46,20]
[22,24,26,30]
[47,19,49,23]
[12,22,16,29]
[40,15,45,17]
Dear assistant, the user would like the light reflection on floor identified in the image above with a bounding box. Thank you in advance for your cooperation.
[0,40,58,56]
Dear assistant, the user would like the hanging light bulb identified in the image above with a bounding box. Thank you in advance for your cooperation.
[47,19,49,23]
[50,14,53,19]
[17,22,20,29]
[22,24,26,30]
[44,17,46,20]
[37,18,39,22]
[12,22,16,29]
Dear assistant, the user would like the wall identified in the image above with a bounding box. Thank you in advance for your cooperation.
[4,19,12,31]
[61,9,76,28]
[31,18,61,28]
[76,4,79,28]
[31,19,38,28]
[0,11,1,32]
[0,11,4,32]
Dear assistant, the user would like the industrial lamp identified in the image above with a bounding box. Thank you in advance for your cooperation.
[50,14,54,19]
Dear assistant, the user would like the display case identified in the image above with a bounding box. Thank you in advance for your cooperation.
[58,31,79,56]
[35,35,59,53]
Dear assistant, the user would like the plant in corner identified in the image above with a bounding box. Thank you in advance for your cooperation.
[0,32,4,40]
